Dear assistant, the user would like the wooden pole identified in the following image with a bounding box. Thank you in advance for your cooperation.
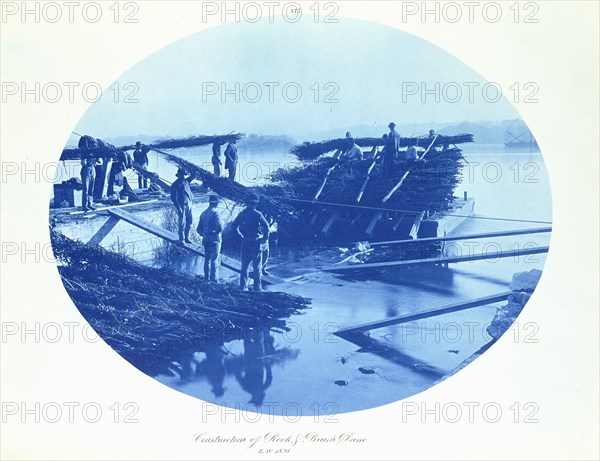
[335,291,512,336]
[323,245,550,271]
[356,149,381,203]
[361,226,552,247]
[381,134,438,203]
[131,161,172,191]
[106,208,278,284]
[314,153,342,201]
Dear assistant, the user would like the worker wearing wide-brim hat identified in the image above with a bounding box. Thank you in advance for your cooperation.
[386,121,401,164]
[231,194,270,291]
[197,194,224,282]
[171,168,195,243]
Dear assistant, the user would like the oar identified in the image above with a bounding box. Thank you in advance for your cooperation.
[381,134,438,203]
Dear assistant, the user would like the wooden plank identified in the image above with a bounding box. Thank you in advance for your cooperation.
[108,207,201,244]
[107,208,278,285]
[68,199,159,215]
[409,211,425,239]
[362,226,553,247]
[132,161,172,191]
[322,211,341,235]
[87,215,121,245]
[324,245,550,271]
[335,291,512,336]
[365,212,383,237]
[381,134,438,203]
[313,160,340,201]
[356,149,381,203]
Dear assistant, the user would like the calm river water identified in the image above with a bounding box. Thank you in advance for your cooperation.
[143,144,552,415]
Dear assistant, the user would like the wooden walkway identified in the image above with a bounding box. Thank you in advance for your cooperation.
[104,208,280,285]
[334,291,512,337]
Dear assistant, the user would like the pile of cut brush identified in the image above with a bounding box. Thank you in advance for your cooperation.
[51,230,310,374]
[271,147,465,212]
[260,134,472,244]
[156,150,294,218]
[291,134,473,161]
[60,133,245,161]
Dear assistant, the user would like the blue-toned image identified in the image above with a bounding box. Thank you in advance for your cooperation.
[49,18,551,415]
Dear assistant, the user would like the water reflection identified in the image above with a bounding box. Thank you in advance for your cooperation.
[232,327,273,406]
[340,332,445,380]
[151,326,300,407]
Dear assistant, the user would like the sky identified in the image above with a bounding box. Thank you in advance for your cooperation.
[73,17,520,141]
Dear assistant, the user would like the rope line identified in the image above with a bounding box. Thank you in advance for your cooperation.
[271,196,552,225]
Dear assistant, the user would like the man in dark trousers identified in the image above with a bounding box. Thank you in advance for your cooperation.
[224,139,238,181]
[80,154,98,211]
[133,141,150,189]
[232,194,270,291]
[387,122,401,155]
[381,133,394,177]
[211,141,223,177]
[171,168,195,243]
[197,194,224,282]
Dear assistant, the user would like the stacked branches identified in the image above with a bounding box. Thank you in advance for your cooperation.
[141,133,244,151]
[291,134,473,161]
[60,133,245,161]
[157,150,294,217]
[52,231,310,374]
[270,148,465,214]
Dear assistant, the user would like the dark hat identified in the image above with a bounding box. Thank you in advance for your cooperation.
[209,194,220,204]
[388,122,396,128]
[135,141,141,146]
[176,168,186,177]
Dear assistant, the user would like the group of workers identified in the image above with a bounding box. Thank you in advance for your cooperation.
[81,126,439,287]
[79,137,242,212]
[211,139,239,180]
[171,166,272,291]
[336,123,438,177]
[79,139,152,212]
